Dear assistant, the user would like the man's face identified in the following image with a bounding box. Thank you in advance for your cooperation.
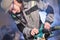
[10,0,22,14]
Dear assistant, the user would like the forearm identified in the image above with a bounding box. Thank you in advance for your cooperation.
[17,23,32,38]
[45,14,54,24]
[23,27,32,38]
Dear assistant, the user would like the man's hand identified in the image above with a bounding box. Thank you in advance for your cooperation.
[44,22,50,30]
[31,28,39,36]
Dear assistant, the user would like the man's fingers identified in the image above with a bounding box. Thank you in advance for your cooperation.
[44,22,50,30]
[31,28,39,36]
[34,29,39,34]
[31,30,35,36]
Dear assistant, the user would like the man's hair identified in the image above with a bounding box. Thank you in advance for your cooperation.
[17,0,22,3]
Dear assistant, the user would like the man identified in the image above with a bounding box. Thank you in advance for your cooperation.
[1,0,50,40]
[8,0,52,40]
